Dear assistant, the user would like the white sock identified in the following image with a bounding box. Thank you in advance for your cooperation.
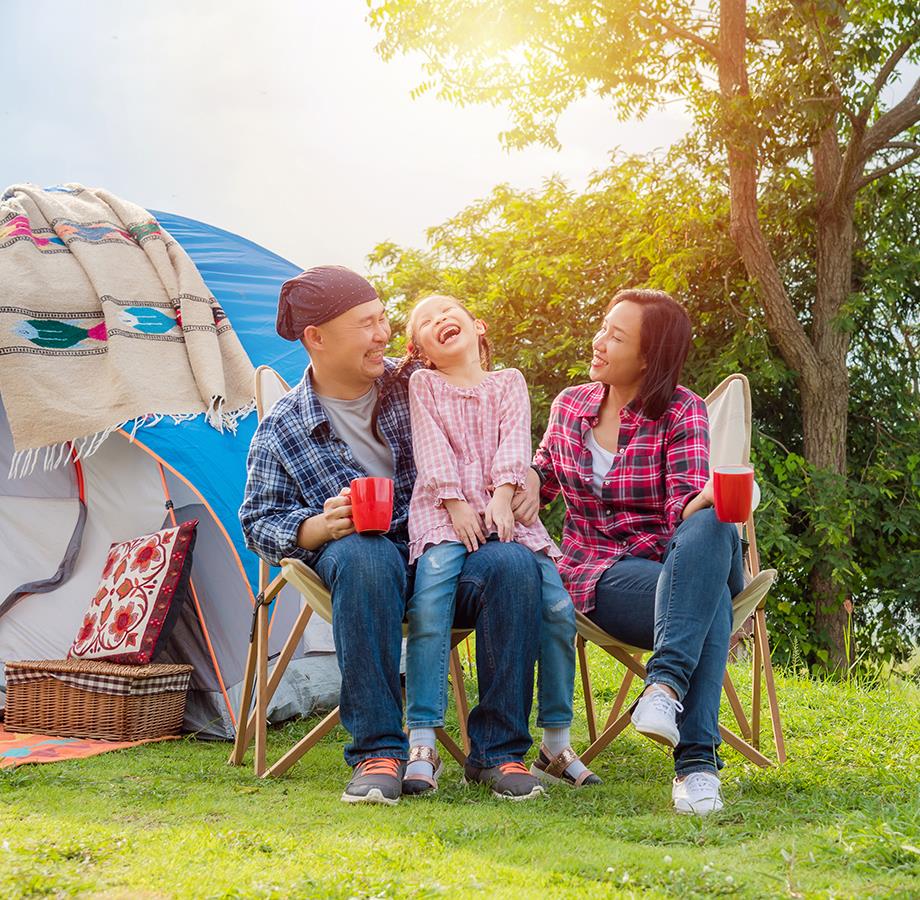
[405,728,437,779]
[543,726,588,780]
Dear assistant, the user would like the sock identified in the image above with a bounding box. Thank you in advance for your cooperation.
[543,726,589,781]
[405,728,437,780]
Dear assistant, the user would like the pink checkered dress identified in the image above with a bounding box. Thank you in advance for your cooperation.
[408,367,559,564]
[533,382,710,613]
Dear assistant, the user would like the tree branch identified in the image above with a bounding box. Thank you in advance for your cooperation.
[644,12,721,62]
[856,148,920,189]
[860,75,920,160]
[856,35,919,126]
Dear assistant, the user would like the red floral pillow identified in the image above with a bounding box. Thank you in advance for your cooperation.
[69,520,198,665]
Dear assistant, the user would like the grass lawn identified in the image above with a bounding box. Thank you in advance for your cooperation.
[1,649,918,899]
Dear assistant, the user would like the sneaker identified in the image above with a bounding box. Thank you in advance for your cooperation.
[631,687,683,748]
[341,757,404,805]
[672,771,724,815]
[530,744,602,787]
[463,760,545,801]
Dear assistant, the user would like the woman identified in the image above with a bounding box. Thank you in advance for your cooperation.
[528,288,754,815]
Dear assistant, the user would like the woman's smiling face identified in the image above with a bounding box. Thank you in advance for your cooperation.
[589,299,646,388]
[411,295,484,368]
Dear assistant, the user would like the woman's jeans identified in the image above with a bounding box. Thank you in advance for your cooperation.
[406,540,576,731]
[314,533,542,768]
[587,508,745,776]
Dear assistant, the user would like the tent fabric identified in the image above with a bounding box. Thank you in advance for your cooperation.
[0,210,337,738]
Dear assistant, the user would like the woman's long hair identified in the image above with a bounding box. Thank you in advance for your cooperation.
[370,293,492,442]
[609,289,692,420]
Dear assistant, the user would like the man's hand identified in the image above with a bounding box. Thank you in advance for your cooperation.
[444,498,486,552]
[512,468,541,526]
[322,487,356,540]
[484,494,515,542]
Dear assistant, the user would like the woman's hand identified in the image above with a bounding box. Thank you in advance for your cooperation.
[682,478,714,520]
[484,494,515,542]
[512,468,541,526]
[444,499,487,552]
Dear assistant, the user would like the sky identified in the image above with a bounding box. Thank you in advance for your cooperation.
[0,1,689,273]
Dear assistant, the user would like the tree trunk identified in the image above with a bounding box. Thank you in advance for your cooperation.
[719,0,854,668]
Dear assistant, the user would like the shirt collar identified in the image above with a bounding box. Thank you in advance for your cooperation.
[570,382,644,425]
[298,358,403,436]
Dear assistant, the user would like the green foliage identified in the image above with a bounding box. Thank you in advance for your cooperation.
[369,154,920,665]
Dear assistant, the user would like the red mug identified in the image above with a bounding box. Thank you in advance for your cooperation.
[349,477,394,534]
[713,465,755,523]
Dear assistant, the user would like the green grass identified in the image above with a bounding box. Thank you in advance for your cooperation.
[2,649,919,899]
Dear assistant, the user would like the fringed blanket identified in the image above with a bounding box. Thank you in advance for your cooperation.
[0,183,255,476]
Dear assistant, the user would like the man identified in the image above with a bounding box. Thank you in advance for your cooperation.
[240,266,545,804]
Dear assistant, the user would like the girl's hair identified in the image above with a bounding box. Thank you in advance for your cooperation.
[370,294,492,442]
[609,289,692,420]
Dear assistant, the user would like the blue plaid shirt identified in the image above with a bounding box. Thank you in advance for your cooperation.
[239,359,416,566]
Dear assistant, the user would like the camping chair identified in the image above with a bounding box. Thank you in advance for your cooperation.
[575,373,786,769]
[229,366,472,778]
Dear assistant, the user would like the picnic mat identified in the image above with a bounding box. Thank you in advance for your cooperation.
[0,723,176,768]
[0,183,255,477]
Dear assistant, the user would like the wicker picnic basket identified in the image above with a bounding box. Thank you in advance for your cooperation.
[3,659,193,741]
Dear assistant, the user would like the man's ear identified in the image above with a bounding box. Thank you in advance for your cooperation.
[302,324,323,353]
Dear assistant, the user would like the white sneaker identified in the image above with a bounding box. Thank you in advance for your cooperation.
[631,687,683,748]
[672,771,724,815]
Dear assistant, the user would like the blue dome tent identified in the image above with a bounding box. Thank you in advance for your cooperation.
[0,211,339,739]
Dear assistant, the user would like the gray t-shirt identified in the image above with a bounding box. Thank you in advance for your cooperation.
[317,385,395,480]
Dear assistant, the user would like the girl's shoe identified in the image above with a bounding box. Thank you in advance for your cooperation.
[402,745,443,796]
[530,744,601,787]
[672,771,724,815]
[630,687,684,748]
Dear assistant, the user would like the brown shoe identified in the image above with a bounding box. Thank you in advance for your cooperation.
[530,744,601,787]
[402,745,443,796]
[463,760,545,800]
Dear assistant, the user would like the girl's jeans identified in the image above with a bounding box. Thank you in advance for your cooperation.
[406,540,576,731]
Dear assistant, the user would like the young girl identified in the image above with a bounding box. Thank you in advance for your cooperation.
[400,293,600,795]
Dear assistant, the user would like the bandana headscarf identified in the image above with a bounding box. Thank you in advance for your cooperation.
[276,265,378,341]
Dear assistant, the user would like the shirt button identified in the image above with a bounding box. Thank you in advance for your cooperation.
[605,509,613,516]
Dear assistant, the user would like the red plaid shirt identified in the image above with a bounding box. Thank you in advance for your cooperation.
[533,382,710,613]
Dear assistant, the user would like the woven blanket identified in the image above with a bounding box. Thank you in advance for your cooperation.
[0,183,255,476]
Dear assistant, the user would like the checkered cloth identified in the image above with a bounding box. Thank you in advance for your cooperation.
[4,661,191,696]
[533,382,710,613]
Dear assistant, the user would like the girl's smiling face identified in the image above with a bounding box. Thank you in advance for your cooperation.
[410,295,485,369]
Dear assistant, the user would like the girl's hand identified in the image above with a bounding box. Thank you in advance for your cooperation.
[444,499,487,552]
[484,495,515,542]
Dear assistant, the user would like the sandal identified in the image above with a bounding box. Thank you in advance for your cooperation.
[402,745,443,796]
[530,744,601,787]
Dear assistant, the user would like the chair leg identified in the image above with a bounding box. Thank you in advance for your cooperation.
[605,663,638,730]
[580,710,633,766]
[577,637,598,743]
[751,615,763,749]
[449,647,471,756]
[264,707,341,778]
[719,724,771,768]
[254,602,270,777]
[756,608,786,763]
[241,603,315,753]
[228,612,259,766]
[435,727,467,767]
[723,672,753,741]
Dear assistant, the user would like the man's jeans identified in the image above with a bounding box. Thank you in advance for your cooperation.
[313,533,542,768]
[405,541,576,731]
[586,509,745,776]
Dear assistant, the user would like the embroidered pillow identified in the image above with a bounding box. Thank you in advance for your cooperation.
[69,519,198,665]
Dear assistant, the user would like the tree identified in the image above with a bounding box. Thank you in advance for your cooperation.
[369,0,920,668]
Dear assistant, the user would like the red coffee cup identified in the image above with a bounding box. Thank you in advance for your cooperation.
[349,477,394,534]
[713,465,755,523]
